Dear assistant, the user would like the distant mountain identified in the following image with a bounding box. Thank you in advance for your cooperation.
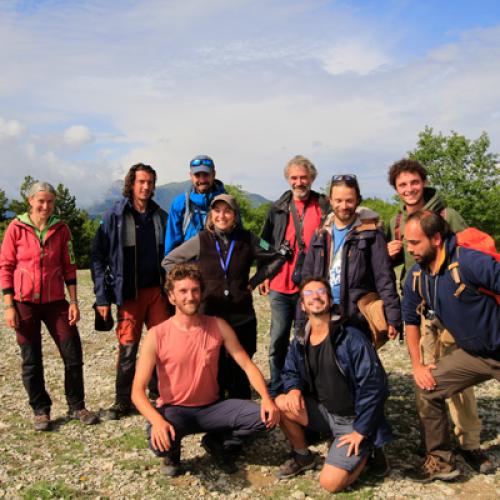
[86,180,270,217]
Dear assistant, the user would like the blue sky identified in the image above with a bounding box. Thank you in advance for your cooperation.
[1,0,500,206]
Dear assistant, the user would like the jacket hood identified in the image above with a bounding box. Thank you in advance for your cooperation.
[297,314,346,345]
[321,205,380,232]
[189,179,225,209]
[16,212,61,229]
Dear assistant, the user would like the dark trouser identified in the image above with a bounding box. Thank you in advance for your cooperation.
[268,290,299,396]
[115,287,168,406]
[148,399,266,460]
[218,318,257,400]
[15,300,85,414]
[416,348,500,464]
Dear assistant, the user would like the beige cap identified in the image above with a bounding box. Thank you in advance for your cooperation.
[210,194,239,212]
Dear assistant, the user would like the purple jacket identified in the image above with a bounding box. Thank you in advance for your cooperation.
[302,209,401,329]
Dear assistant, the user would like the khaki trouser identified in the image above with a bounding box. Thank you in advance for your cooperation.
[419,316,481,450]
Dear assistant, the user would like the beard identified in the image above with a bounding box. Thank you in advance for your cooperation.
[305,299,331,317]
[414,246,437,268]
[175,300,200,316]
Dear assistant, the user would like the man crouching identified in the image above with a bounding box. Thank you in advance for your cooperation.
[275,277,392,492]
[132,264,279,476]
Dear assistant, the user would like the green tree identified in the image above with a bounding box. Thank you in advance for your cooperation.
[0,189,8,221]
[409,127,500,243]
[9,175,36,215]
[362,197,399,231]
[225,184,270,235]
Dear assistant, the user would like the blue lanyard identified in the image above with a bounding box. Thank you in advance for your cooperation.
[215,239,235,277]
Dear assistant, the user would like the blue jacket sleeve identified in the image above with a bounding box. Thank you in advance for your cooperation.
[459,248,500,294]
[164,195,185,256]
[90,220,111,306]
[345,331,389,438]
[281,339,306,394]
[371,230,401,327]
[401,265,423,325]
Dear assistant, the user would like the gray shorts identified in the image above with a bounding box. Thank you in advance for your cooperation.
[304,396,371,472]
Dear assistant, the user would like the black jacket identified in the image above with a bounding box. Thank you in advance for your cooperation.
[260,190,330,251]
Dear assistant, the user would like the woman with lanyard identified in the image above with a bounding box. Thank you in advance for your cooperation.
[0,182,98,431]
[162,193,285,400]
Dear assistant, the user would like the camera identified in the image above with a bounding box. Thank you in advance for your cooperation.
[278,240,294,261]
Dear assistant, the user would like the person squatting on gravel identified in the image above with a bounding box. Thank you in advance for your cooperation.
[131,264,279,476]
[0,181,99,431]
[162,193,285,401]
[275,277,392,493]
[91,163,169,420]
[402,211,499,482]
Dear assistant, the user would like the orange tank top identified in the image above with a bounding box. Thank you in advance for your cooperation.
[154,315,223,407]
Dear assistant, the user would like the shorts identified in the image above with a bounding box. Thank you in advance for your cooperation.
[304,396,371,472]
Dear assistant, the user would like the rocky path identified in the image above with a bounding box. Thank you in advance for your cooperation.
[0,271,498,499]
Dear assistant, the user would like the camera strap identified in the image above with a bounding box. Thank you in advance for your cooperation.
[289,198,310,252]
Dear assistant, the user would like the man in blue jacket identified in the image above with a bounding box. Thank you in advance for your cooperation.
[164,155,225,256]
[91,163,169,420]
[402,210,499,482]
[275,277,392,493]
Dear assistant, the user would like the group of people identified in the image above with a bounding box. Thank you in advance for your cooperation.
[1,154,498,493]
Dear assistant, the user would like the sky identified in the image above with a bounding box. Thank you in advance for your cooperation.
[1,0,500,207]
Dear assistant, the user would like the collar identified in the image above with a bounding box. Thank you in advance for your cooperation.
[430,244,447,276]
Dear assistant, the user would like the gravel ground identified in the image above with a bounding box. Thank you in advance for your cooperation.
[0,270,498,499]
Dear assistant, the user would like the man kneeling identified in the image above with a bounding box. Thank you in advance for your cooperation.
[275,277,392,492]
[132,264,279,476]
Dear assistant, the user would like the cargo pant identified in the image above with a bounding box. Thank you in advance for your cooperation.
[419,315,481,450]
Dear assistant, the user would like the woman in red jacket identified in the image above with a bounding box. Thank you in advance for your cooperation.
[0,182,98,431]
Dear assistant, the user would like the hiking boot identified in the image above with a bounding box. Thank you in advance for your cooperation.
[276,451,321,479]
[367,447,391,477]
[160,450,181,477]
[201,433,238,474]
[34,413,51,432]
[100,403,131,421]
[459,449,496,474]
[407,454,460,483]
[68,408,99,425]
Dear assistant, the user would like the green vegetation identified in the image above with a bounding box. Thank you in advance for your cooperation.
[22,480,80,499]
[409,126,500,244]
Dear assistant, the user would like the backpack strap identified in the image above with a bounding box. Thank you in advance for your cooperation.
[394,212,403,241]
[412,269,428,316]
[448,246,468,298]
[182,191,192,236]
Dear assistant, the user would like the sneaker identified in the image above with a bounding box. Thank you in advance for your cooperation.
[201,433,238,474]
[100,403,131,421]
[34,413,51,432]
[459,449,496,474]
[68,408,99,425]
[407,454,460,483]
[277,451,321,479]
[160,450,181,477]
[368,447,391,477]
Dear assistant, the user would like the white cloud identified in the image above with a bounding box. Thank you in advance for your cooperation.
[0,118,26,138]
[63,125,94,148]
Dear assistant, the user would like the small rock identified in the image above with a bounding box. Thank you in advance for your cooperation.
[292,491,306,500]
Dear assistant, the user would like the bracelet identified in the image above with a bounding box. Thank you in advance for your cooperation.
[69,299,79,305]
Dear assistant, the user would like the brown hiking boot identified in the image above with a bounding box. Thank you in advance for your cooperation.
[459,449,496,474]
[68,408,99,425]
[34,413,51,432]
[276,451,321,479]
[407,454,460,483]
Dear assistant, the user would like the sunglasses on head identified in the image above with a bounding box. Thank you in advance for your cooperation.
[191,159,214,168]
[331,174,357,183]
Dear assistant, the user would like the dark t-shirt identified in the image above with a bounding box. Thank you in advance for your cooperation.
[307,332,355,416]
[133,208,161,289]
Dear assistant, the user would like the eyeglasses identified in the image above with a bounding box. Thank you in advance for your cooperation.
[331,174,357,183]
[302,287,328,297]
[190,158,214,168]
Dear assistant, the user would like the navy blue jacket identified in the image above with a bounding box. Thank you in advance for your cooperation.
[302,211,401,329]
[403,236,500,357]
[91,198,167,306]
[282,321,393,448]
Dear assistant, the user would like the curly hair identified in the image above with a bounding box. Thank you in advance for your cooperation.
[165,263,205,293]
[122,163,157,199]
[388,159,427,188]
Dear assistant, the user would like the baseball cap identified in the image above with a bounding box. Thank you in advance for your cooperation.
[210,194,239,212]
[190,155,215,174]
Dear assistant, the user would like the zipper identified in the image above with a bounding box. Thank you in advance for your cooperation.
[39,238,44,304]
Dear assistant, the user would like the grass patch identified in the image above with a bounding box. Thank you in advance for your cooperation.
[22,480,79,499]
[105,428,147,451]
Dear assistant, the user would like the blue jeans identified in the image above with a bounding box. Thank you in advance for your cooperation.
[268,290,299,396]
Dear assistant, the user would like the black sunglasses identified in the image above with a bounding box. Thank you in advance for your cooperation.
[331,174,357,183]
[191,159,214,168]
